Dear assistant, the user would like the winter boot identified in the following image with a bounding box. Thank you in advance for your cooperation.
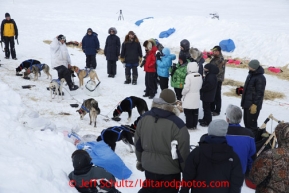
[124,75,131,84]
[68,83,79,91]
[132,75,138,85]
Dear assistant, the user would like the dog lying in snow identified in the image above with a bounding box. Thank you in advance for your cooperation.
[112,96,148,122]
[49,78,65,100]
[76,98,100,127]
[31,63,52,80]
[97,125,136,152]
[70,66,100,87]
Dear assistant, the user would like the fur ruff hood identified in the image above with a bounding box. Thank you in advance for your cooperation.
[189,47,203,62]
[124,31,139,43]
[143,39,157,51]
[151,99,180,117]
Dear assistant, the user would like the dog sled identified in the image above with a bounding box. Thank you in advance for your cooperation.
[245,114,282,189]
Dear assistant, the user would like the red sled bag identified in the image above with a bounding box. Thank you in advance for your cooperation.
[268,66,282,73]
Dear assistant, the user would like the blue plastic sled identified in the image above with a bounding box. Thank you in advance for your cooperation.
[159,28,176,38]
[77,141,132,180]
[219,39,235,52]
[135,17,154,26]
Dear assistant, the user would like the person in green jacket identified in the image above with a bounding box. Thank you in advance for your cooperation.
[170,54,188,100]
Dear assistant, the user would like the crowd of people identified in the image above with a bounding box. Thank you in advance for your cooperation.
[2,12,288,193]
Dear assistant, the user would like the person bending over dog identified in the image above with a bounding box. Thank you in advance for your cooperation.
[68,150,121,193]
[50,34,78,91]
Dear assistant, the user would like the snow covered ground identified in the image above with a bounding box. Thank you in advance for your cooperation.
[0,0,289,192]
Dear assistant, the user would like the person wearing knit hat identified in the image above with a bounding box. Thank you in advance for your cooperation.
[241,59,266,130]
[104,27,120,78]
[68,150,121,193]
[170,53,189,101]
[120,31,142,85]
[180,119,244,193]
[248,59,260,70]
[208,119,228,136]
[135,88,190,192]
[153,88,177,104]
[1,12,18,59]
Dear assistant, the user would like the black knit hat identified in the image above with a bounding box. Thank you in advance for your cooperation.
[179,54,187,63]
[5,13,10,17]
[180,39,190,51]
[71,150,92,174]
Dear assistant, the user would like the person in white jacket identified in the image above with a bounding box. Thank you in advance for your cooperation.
[50,34,78,91]
[181,62,203,129]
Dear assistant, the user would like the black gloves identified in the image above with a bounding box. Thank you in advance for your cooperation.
[170,63,177,77]
[15,35,18,40]
[156,52,162,60]
[136,161,145,172]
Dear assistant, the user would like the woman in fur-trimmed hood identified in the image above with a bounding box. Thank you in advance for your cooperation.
[189,47,204,77]
[134,89,190,192]
[123,31,140,43]
[104,27,120,77]
[143,39,158,99]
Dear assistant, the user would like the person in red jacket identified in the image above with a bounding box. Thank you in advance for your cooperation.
[143,39,158,99]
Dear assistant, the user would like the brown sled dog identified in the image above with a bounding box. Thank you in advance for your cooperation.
[70,66,100,87]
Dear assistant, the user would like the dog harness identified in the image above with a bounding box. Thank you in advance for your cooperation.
[33,63,45,71]
[77,68,91,79]
[81,105,90,113]
[51,79,61,86]
[100,126,131,141]
[116,97,133,114]
[20,59,35,71]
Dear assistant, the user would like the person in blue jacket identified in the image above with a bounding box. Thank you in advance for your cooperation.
[82,28,100,69]
[156,47,176,90]
[225,104,256,175]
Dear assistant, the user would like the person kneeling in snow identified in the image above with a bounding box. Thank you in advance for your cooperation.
[68,150,121,193]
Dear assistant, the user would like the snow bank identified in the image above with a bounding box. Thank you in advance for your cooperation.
[0,81,77,193]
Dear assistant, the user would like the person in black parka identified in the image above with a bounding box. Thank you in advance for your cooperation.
[241,59,266,130]
[82,28,100,69]
[104,27,121,78]
[120,31,142,85]
[180,119,244,193]
[199,63,219,127]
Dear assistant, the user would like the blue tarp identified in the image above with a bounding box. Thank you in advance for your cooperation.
[77,141,132,180]
[219,39,235,52]
[159,28,176,38]
[135,17,154,26]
